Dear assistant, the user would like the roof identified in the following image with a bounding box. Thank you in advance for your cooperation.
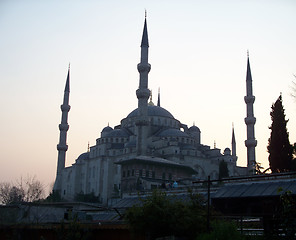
[158,128,189,137]
[115,156,197,173]
[127,105,174,119]
[212,179,296,199]
[104,129,129,137]
[101,126,113,133]
[77,152,89,161]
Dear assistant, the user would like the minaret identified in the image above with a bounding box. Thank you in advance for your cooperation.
[54,66,71,192]
[244,53,257,174]
[136,15,151,155]
[231,124,236,157]
[157,88,160,107]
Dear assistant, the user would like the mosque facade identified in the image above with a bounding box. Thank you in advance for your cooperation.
[53,17,254,205]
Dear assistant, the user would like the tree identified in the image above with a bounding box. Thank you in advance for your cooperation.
[219,160,229,179]
[0,176,44,205]
[267,95,293,173]
[0,182,24,205]
[125,189,207,240]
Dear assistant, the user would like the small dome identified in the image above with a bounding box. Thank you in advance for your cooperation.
[77,152,89,161]
[189,125,200,132]
[102,126,113,133]
[224,148,231,155]
[105,129,129,137]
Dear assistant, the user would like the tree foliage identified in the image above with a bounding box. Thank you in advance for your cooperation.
[125,189,207,240]
[0,176,44,205]
[267,95,293,173]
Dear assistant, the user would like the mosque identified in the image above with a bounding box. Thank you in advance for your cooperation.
[53,17,256,205]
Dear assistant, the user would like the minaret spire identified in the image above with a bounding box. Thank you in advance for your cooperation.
[136,15,151,155]
[231,123,236,157]
[54,66,71,192]
[157,87,160,107]
[244,53,257,174]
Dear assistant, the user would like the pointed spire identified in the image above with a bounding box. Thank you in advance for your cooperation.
[157,87,160,107]
[246,52,252,84]
[64,64,70,92]
[232,123,236,143]
[141,14,149,47]
[231,123,237,158]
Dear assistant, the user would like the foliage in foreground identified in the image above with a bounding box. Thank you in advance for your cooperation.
[267,95,293,173]
[0,176,44,205]
[198,221,244,240]
[125,189,207,240]
[56,216,93,240]
[271,189,296,240]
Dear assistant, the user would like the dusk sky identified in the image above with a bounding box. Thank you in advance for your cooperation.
[1,0,295,193]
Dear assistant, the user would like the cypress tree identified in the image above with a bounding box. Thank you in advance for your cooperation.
[267,95,293,172]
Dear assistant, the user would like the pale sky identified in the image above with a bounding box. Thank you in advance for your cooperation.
[0,0,295,193]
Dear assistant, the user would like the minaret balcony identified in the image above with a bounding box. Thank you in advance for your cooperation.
[59,123,69,131]
[244,96,255,104]
[137,63,151,73]
[244,139,257,147]
[136,88,150,99]
[61,105,71,111]
[244,117,256,125]
[57,143,68,151]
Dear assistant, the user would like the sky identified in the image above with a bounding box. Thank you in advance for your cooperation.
[0,0,296,194]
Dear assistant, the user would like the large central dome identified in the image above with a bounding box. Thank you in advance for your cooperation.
[127,105,174,119]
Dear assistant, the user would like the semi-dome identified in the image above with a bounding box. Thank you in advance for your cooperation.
[77,152,89,161]
[158,128,189,137]
[105,129,129,137]
[127,105,174,119]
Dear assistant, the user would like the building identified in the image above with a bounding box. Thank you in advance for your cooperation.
[53,17,251,205]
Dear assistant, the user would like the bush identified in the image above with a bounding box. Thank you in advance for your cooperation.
[198,221,243,240]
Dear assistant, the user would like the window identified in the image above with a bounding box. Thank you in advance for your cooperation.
[162,172,166,180]
[132,169,135,176]
[152,171,155,179]
[146,170,149,178]
[139,170,143,177]
[169,173,172,180]
[127,170,130,177]
[123,171,126,177]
